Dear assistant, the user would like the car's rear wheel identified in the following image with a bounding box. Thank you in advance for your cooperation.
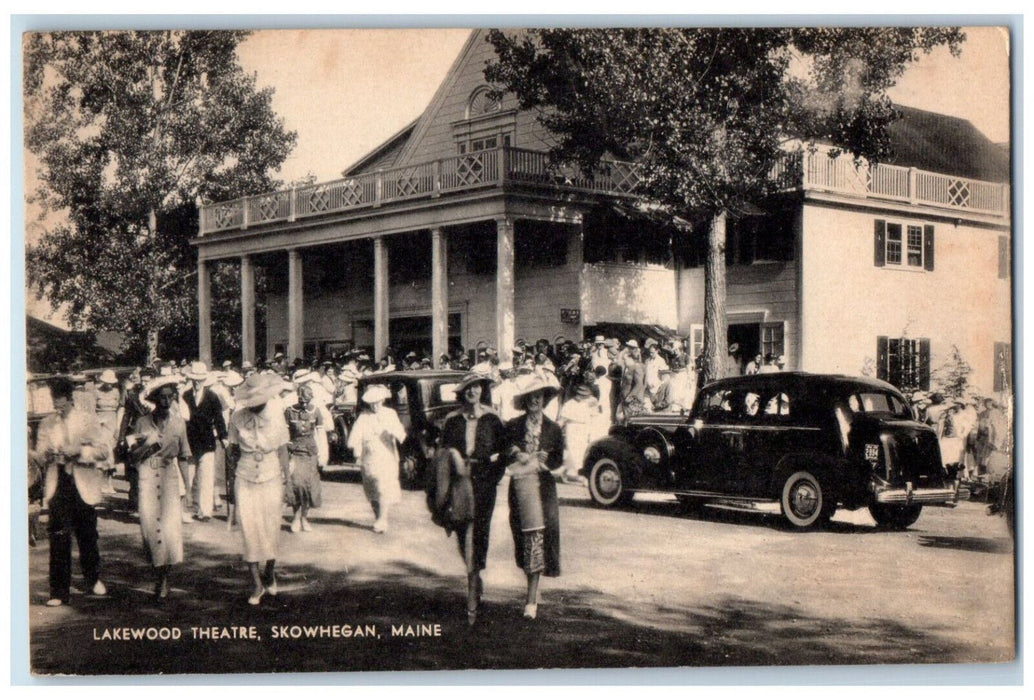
[780,471,826,529]
[587,456,632,508]
[868,503,923,530]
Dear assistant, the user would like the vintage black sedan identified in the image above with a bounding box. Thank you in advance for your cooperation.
[581,373,962,529]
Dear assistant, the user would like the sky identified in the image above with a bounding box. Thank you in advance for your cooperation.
[24,24,1013,326]
[237,25,1012,186]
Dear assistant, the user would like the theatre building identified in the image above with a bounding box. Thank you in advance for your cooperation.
[192,29,1011,395]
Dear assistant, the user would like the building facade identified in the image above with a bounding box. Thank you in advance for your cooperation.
[192,29,1011,396]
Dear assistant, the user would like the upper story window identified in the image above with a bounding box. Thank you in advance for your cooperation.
[874,219,935,271]
[457,133,511,155]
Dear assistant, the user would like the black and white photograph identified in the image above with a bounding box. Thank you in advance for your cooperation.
[17,20,1016,679]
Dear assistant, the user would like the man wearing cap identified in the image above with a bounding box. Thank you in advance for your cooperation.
[34,377,111,606]
[183,361,228,522]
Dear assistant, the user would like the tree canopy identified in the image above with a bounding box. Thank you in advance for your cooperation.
[25,30,296,362]
[485,27,964,379]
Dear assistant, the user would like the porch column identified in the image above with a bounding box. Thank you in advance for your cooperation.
[373,236,390,361]
[431,228,449,368]
[496,217,515,364]
[241,254,256,365]
[197,258,212,366]
[287,249,304,361]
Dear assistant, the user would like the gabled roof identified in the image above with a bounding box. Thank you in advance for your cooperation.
[885,105,1010,183]
[342,118,418,177]
[338,35,1010,187]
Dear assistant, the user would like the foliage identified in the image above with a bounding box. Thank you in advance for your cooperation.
[932,344,972,399]
[485,27,964,379]
[25,30,296,362]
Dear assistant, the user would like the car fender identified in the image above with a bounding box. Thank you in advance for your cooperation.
[582,437,646,486]
[771,452,843,503]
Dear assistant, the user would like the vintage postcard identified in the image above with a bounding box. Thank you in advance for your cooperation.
[20,23,1015,678]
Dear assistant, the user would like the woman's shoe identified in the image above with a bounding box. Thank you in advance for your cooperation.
[467,607,478,626]
[290,516,302,533]
[301,517,312,532]
[522,603,537,619]
[265,579,279,596]
[248,590,264,606]
[372,519,387,533]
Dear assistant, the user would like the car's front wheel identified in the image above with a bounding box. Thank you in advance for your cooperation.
[780,471,827,529]
[587,453,633,508]
[868,503,923,530]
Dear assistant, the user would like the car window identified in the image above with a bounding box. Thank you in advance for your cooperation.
[852,391,911,419]
[763,392,791,416]
[391,383,409,411]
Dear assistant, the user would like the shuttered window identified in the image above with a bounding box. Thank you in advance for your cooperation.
[874,219,934,270]
[876,336,931,392]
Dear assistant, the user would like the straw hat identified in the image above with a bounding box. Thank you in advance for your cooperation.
[511,374,560,411]
[184,361,209,381]
[98,369,118,386]
[361,384,392,405]
[292,369,316,385]
[234,373,284,409]
[220,370,245,388]
[143,376,181,403]
[454,372,493,399]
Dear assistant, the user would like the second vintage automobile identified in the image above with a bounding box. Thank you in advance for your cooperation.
[581,372,963,529]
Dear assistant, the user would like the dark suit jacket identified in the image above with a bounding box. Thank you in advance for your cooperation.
[183,387,228,455]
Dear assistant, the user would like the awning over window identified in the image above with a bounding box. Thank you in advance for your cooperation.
[582,322,682,346]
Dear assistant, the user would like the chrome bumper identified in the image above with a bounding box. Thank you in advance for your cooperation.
[873,480,963,507]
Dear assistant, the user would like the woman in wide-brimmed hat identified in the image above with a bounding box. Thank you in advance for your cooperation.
[225,373,291,605]
[432,372,506,625]
[130,375,193,600]
[347,384,407,533]
[502,374,564,620]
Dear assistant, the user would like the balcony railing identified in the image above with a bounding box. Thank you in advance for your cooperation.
[198,146,646,236]
[198,145,1009,236]
[785,148,1010,218]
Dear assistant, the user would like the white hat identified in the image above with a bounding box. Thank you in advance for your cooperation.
[362,384,392,405]
[98,369,118,385]
[185,361,209,381]
[142,375,181,402]
[220,370,245,388]
[625,339,639,349]
[234,373,285,409]
[292,369,316,384]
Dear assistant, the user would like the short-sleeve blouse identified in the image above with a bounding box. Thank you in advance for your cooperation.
[228,404,290,483]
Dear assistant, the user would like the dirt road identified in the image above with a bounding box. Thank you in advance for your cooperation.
[27,469,1015,675]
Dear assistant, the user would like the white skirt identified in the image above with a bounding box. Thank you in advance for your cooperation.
[235,477,283,563]
[137,461,184,567]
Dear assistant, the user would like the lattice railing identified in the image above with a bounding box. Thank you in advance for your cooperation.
[198,145,1008,235]
[795,148,1009,217]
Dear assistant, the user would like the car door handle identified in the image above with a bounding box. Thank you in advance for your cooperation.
[721,430,745,451]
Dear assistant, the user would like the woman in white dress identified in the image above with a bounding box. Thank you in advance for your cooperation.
[225,373,291,605]
[347,384,406,533]
[131,376,192,600]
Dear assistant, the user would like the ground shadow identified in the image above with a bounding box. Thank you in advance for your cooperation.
[30,533,999,676]
[917,534,1014,554]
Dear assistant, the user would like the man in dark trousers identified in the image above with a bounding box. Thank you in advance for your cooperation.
[182,362,228,522]
[34,376,111,606]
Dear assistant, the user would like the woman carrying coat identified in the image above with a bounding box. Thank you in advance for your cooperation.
[434,372,506,625]
[225,373,291,605]
[131,375,192,600]
[503,375,563,620]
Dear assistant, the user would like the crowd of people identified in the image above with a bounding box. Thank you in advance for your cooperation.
[912,390,1012,481]
[26,331,1016,622]
[26,332,706,622]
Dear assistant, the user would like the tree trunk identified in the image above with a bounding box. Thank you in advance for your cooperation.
[702,210,728,384]
[145,207,161,366]
[146,327,160,366]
